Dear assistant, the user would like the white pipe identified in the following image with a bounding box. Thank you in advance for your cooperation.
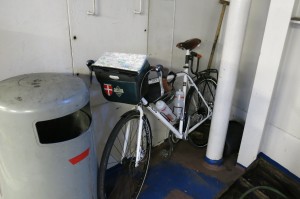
[205,0,252,165]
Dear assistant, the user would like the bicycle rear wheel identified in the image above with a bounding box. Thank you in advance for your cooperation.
[185,76,217,147]
[98,110,152,199]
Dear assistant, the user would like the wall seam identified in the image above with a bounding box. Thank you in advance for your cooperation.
[170,0,176,69]
[146,0,150,55]
[66,0,75,75]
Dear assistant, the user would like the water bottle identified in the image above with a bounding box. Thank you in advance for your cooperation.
[173,89,184,119]
[156,100,176,122]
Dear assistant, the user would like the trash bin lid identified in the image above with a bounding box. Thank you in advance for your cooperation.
[0,73,89,115]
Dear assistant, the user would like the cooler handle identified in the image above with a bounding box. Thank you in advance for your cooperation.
[109,75,120,80]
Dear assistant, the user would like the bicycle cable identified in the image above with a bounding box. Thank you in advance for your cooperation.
[190,52,201,75]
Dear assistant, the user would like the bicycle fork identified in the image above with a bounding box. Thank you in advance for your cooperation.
[121,106,144,167]
[135,106,144,167]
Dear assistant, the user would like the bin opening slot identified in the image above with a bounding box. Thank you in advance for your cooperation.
[35,103,91,144]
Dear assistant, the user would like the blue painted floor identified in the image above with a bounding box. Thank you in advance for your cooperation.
[139,141,244,199]
[140,161,225,199]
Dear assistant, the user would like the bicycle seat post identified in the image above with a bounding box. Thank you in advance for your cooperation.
[184,50,191,68]
[177,50,191,137]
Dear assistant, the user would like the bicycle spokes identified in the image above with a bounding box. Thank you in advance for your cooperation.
[100,112,152,199]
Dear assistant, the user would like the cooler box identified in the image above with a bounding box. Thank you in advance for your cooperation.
[92,52,150,105]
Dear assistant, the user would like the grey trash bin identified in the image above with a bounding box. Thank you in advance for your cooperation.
[0,73,97,199]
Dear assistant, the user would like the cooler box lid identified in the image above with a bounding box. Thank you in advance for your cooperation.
[93,52,147,73]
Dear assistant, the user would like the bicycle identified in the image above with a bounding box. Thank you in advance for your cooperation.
[87,38,218,199]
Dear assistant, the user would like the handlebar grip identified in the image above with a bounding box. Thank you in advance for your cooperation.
[155,64,163,72]
[86,60,95,71]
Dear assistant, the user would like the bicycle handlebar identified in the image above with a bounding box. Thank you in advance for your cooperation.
[190,51,202,59]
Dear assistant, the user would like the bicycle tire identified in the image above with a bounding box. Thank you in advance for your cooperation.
[185,76,217,147]
[98,110,152,199]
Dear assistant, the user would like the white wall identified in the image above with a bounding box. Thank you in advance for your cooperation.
[238,0,295,168]
[260,0,300,176]
[0,0,73,81]
[171,0,225,71]
[67,0,149,74]
[231,0,270,121]
[148,0,225,70]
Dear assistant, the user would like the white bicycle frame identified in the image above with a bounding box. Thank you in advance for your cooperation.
[132,50,213,167]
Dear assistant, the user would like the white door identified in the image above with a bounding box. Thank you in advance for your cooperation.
[68,0,149,74]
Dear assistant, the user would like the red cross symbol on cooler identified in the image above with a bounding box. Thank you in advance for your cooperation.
[104,84,113,96]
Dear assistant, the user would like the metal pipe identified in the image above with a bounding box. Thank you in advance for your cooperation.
[205,0,252,165]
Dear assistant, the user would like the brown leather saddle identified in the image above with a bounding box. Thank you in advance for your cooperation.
[176,38,201,50]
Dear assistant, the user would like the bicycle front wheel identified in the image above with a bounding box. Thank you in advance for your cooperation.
[98,110,152,199]
[185,76,217,147]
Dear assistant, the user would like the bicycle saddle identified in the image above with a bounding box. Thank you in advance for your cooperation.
[176,38,201,50]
